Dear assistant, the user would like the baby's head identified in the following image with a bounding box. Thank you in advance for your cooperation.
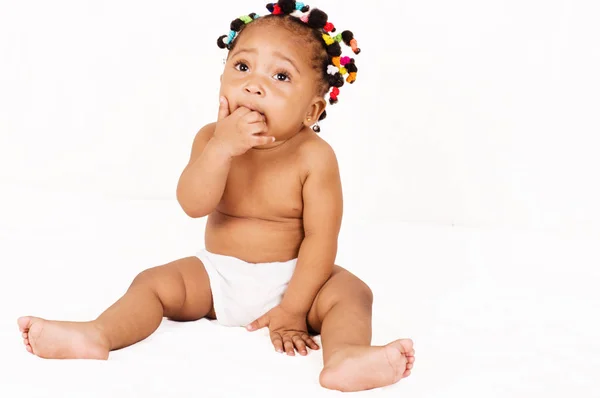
[216,1,360,140]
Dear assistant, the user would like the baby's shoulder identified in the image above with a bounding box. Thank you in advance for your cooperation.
[295,132,340,178]
[189,122,217,150]
[197,122,217,139]
[296,132,336,159]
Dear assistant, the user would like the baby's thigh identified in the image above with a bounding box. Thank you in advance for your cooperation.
[139,256,214,321]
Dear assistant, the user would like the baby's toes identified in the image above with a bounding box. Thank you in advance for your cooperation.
[17,316,32,333]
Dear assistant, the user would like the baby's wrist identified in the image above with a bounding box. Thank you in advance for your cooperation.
[207,136,234,160]
[279,301,307,317]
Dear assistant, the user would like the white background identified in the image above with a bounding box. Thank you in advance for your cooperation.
[1,0,599,397]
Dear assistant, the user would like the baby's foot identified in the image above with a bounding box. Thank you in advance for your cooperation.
[17,316,110,360]
[319,339,415,392]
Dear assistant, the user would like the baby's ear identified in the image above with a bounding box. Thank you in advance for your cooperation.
[304,97,327,127]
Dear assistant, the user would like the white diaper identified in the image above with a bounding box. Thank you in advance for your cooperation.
[196,248,297,327]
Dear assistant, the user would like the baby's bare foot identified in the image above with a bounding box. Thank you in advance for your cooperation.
[17,316,110,360]
[319,339,415,392]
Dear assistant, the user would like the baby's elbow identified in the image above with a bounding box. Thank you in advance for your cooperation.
[176,189,208,219]
[179,204,203,218]
[178,201,209,218]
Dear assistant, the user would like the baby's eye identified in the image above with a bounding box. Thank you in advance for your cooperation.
[234,62,249,72]
[274,72,291,82]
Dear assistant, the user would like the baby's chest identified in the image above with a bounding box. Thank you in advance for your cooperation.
[219,157,304,219]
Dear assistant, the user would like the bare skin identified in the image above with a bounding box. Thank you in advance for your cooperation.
[18,21,415,392]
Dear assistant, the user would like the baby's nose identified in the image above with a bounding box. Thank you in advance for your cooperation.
[244,83,264,96]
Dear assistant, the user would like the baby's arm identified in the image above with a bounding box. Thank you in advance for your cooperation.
[280,140,343,315]
[176,122,233,218]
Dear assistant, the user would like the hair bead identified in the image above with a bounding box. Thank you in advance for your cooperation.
[327,64,339,75]
[349,39,360,54]
[346,59,358,83]
[329,86,340,104]
[341,30,361,54]
[224,30,236,44]
[295,2,310,12]
[322,33,334,46]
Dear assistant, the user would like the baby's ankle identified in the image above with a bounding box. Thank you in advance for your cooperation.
[327,343,362,357]
[88,321,112,351]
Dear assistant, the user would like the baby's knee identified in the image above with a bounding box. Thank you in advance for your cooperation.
[131,267,159,288]
[332,272,373,307]
[130,267,186,310]
[353,279,373,305]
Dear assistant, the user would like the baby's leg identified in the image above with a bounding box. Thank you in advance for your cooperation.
[18,256,214,359]
[306,266,415,392]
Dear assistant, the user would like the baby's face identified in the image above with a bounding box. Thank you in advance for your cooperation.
[219,23,325,143]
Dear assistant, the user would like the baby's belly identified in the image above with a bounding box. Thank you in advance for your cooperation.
[204,210,304,263]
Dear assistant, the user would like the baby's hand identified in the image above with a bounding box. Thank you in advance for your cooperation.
[246,305,319,356]
[211,96,275,157]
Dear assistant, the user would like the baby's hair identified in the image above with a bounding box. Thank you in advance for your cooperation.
[216,0,361,132]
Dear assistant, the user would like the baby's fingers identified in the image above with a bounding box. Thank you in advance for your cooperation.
[217,96,230,121]
[252,134,276,146]
[292,335,307,356]
[302,333,320,350]
[244,123,273,146]
[270,332,284,353]
[283,337,295,356]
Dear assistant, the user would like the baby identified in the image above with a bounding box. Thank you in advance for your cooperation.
[17,0,415,392]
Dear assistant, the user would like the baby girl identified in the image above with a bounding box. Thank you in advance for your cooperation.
[18,1,415,392]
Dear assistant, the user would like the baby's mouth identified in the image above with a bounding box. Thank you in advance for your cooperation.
[240,104,263,115]
[239,105,266,123]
